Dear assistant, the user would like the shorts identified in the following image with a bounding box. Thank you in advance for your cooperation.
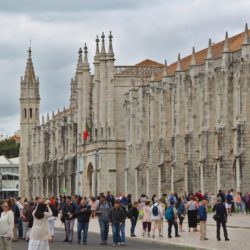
[225,203,232,209]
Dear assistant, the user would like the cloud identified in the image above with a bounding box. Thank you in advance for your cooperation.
[0,0,250,136]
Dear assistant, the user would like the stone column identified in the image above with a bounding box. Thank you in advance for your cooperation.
[158,165,161,198]
[200,162,204,194]
[216,160,221,191]
[236,157,241,192]
[171,166,174,193]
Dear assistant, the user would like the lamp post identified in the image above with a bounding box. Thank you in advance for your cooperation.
[0,173,3,200]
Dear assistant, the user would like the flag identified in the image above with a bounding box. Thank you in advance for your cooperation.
[83,120,91,141]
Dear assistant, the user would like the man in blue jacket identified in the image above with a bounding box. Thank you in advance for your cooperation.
[198,199,208,240]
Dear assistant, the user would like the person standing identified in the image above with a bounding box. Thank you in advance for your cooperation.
[62,196,76,244]
[109,200,126,247]
[165,201,181,238]
[244,192,250,214]
[225,191,233,216]
[150,199,163,238]
[141,200,151,237]
[28,201,52,250]
[198,199,208,240]
[176,197,186,232]
[96,195,111,245]
[127,201,139,237]
[0,200,14,250]
[75,198,91,245]
[186,195,198,232]
[10,198,20,242]
[213,197,229,241]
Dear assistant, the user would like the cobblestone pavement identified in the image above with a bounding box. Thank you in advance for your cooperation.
[12,229,194,250]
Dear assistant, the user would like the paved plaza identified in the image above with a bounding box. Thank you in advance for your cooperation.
[12,229,191,250]
[54,213,249,250]
[11,213,250,250]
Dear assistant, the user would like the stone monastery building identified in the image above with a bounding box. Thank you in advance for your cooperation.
[19,25,250,198]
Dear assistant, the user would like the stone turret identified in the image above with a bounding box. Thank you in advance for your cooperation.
[190,47,197,66]
[19,47,40,197]
[206,38,213,60]
[176,53,182,72]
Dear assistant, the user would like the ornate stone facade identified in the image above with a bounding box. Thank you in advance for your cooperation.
[20,26,250,198]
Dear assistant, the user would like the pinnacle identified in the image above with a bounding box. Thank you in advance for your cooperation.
[190,46,197,65]
[176,53,182,71]
[223,31,229,52]
[206,38,213,60]
[101,32,106,54]
[243,22,250,45]
[24,47,37,83]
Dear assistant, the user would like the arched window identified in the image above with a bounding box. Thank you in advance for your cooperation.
[24,108,27,119]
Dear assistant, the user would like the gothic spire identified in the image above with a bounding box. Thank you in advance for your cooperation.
[83,43,90,70]
[243,23,250,45]
[176,53,182,71]
[95,35,100,58]
[206,38,213,60]
[46,113,49,123]
[83,43,88,63]
[190,46,197,65]
[76,47,83,72]
[42,115,45,125]
[163,59,168,77]
[101,32,106,54]
[223,31,229,52]
[24,47,37,83]
[108,31,114,55]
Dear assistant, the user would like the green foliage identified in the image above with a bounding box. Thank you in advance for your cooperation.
[0,139,20,158]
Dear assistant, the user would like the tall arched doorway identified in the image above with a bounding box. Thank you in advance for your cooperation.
[86,163,94,196]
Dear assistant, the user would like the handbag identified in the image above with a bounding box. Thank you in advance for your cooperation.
[213,214,219,221]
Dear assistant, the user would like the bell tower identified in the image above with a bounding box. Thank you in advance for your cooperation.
[19,47,40,197]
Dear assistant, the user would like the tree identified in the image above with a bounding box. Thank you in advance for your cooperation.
[0,139,20,158]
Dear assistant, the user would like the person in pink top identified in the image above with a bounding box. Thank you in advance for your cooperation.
[141,200,151,237]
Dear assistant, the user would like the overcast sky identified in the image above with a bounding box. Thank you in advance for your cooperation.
[0,0,249,137]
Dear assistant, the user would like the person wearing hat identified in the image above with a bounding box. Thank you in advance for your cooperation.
[212,197,230,241]
[109,199,126,247]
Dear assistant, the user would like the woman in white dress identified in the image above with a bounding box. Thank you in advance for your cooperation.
[28,201,52,250]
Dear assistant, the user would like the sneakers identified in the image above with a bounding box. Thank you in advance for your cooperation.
[113,243,118,247]
[130,234,136,237]
[121,242,125,246]
[159,234,163,237]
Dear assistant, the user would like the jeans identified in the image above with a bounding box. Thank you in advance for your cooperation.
[77,222,89,243]
[168,219,178,236]
[112,223,120,244]
[119,223,125,243]
[130,219,137,234]
[17,219,23,238]
[99,219,109,242]
[65,219,75,241]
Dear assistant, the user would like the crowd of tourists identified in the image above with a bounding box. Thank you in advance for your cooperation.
[0,189,249,249]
